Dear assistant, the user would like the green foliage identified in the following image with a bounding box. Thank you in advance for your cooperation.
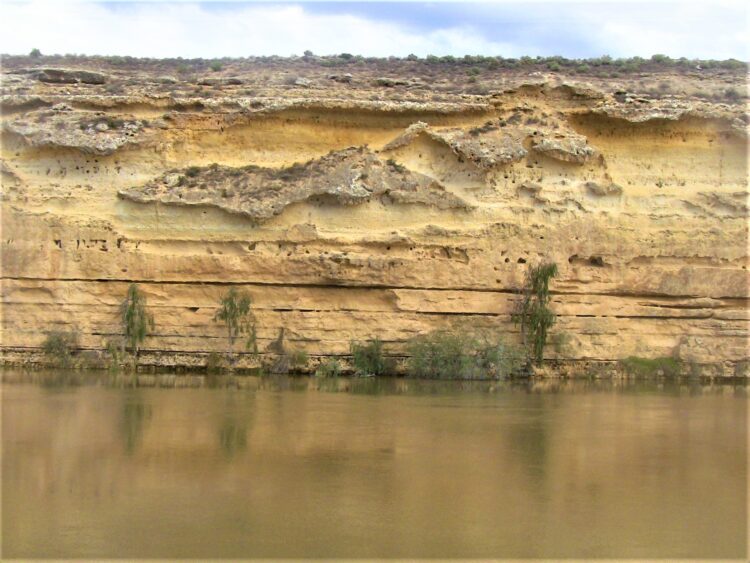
[547,61,561,71]
[619,356,682,378]
[651,53,671,64]
[120,284,154,368]
[513,262,558,366]
[385,158,406,174]
[105,338,124,372]
[724,87,742,101]
[185,166,201,178]
[406,330,522,380]
[350,339,393,376]
[290,349,309,368]
[214,288,257,369]
[102,117,125,129]
[206,351,226,374]
[29,48,42,58]
[42,330,79,366]
[315,358,342,378]
[209,61,223,72]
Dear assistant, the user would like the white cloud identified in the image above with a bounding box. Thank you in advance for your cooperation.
[0,1,746,60]
[579,1,749,60]
[0,2,521,58]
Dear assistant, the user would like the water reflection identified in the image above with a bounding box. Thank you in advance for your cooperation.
[217,394,253,458]
[2,372,747,559]
[120,392,152,455]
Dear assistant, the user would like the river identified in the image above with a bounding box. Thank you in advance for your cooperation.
[2,373,747,558]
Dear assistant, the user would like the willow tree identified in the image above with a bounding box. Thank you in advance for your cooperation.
[121,284,154,370]
[214,288,257,370]
[513,262,558,366]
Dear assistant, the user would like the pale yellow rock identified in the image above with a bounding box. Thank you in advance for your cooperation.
[1,58,747,375]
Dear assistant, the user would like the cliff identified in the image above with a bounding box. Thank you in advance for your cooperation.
[1,56,748,375]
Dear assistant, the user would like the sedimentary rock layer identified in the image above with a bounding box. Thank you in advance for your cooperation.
[1,59,748,374]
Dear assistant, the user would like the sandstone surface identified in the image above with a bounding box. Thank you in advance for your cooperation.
[1,56,747,375]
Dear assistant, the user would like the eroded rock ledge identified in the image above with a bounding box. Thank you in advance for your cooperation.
[118,147,470,221]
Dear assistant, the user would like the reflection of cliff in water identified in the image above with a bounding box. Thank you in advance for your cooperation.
[1,379,747,559]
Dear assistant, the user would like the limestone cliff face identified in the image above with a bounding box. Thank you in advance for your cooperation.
[1,58,748,374]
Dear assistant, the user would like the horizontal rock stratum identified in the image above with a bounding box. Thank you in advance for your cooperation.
[1,56,748,375]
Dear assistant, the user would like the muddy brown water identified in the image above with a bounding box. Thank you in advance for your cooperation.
[2,373,747,559]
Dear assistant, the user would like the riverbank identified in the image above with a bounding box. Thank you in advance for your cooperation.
[2,366,747,389]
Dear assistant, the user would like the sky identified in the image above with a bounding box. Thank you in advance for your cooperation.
[0,1,747,60]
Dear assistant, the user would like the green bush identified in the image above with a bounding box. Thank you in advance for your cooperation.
[619,356,682,378]
[105,338,124,372]
[315,358,342,378]
[209,61,223,72]
[206,351,226,374]
[213,288,257,371]
[42,331,79,366]
[406,330,522,380]
[121,284,154,370]
[385,158,406,174]
[724,87,742,101]
[651,53,671,64]
[350,339,393,376]
[185,166,201,178]
[512,262,558,365]
[289,349,309,368]
[29,48,42,58]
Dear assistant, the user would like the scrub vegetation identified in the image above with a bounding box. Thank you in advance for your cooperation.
[406,330,523,380]
[121,284,155,370]
[42,330,79,367]
[213,288,257,371]
[513,262,558,366]
[350,339,394,377]
[619,356,683,378]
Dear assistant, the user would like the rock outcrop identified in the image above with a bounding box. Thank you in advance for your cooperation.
[1,56,747,375]
[118,147,469,222]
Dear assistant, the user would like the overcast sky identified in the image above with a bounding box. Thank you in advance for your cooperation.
[1,1,747,60]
